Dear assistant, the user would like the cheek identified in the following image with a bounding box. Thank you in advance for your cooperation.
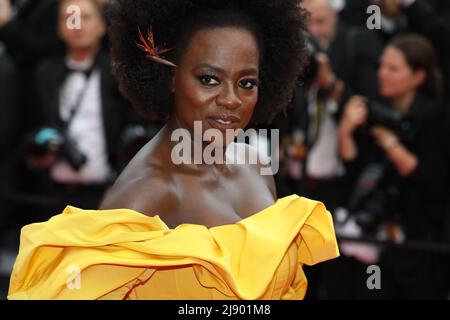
[174,77,214,117]
[380,69,398,85]
[84,21,97,36]
[393,72,414,91]
[324,22,334,36]
[240,91,258,124]
[380,70,412,96]
[91,21,105,36]
[379,72,392,91]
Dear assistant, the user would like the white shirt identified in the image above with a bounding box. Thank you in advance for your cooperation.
[50,56,112,184]
[329,0,345,12]
[306,86,344,179]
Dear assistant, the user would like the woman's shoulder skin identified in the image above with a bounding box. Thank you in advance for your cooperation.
[99,142,180,223]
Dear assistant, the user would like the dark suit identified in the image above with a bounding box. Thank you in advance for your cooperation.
[0,0,64,69]
[0,51,19,238]
[0,52,19,169]
[30,50,136,173]
[11,50,139,223]
[443,112,450,244]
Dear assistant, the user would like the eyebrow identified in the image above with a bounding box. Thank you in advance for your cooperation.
[193,63,259,76]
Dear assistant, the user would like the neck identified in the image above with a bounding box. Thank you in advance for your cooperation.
[393,91,416,113]
[162,116,231,175]
[67,45,99,62]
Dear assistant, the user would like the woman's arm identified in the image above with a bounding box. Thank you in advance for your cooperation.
[371,119,447,192]
[371,126,418,177]
[386,144,418,177]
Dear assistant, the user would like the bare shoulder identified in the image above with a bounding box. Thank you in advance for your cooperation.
[100,163,180,221]
[231,142,277,199]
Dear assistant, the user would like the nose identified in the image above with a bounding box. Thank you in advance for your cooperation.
[216,82,241,110]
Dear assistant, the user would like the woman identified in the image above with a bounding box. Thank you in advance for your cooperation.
[338,34,448,299]
[8,0,339,300]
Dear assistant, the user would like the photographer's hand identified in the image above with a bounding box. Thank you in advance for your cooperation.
[315,53,335,89]
[314,53,345,101]
[338,96,368,161]
[371,126,400,151]
[28,153,58,170]
[371,126,418,176]
[0,0,12,29]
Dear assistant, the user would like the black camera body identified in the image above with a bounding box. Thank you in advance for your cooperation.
[27,127,87,171]
[366,100,416,143]
[347,161,389,233]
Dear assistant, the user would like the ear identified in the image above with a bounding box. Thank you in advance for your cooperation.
[413,68,426,88]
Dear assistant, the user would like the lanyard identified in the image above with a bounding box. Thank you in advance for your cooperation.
[59,70,95,131]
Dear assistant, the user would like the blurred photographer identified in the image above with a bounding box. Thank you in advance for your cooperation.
[341,0,450,100]
[338,34,448,299]
[285,0,387,207]
[14,0,136,220]
[274,0,352,300]
[276,0,347,204]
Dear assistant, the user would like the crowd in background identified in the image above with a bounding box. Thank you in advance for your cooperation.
[0,0,449,299]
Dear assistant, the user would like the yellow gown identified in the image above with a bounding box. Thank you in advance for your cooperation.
[7,195,339,300]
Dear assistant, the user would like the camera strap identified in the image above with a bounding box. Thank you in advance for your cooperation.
[59,68,97,132]
[59,55,100,132]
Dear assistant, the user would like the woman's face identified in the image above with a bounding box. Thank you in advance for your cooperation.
[172,27,260,146]
[378,46,424,99]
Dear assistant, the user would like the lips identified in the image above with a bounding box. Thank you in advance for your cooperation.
[206,114,241,131]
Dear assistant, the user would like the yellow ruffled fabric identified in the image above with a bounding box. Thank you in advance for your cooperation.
[7,195,339,300]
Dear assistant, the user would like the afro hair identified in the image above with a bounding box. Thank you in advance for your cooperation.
[107,0,309,125]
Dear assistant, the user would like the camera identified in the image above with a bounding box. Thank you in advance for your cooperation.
[344,160,404,241]
[26,127,87,171]
[366,99,415,142]
[346,162,388,233]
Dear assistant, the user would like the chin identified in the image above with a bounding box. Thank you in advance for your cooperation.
[71,42,94,50]
[379,88,394,99]
[208,132,237,149]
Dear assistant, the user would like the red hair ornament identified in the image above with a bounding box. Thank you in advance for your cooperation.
[136,26,177,68]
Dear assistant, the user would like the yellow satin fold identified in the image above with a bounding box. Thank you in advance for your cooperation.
[8,195,339,300]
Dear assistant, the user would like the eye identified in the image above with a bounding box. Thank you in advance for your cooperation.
[198,75,220,86]
[239,79,259,90]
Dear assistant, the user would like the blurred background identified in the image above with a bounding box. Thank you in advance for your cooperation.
[0,0,449,299]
